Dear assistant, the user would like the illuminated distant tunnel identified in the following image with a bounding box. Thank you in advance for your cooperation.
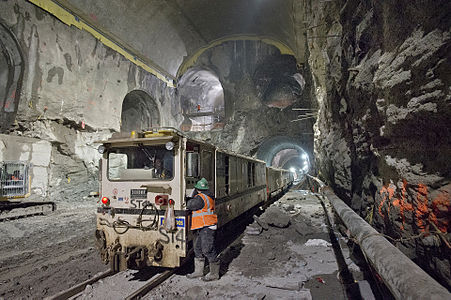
[256,136,311,177]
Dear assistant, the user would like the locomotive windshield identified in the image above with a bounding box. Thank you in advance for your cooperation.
[107,144,174,181]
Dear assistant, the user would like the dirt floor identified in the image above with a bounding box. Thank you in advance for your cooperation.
[0,199,108,299]
[0,189,376,299]
[74,190,373,299]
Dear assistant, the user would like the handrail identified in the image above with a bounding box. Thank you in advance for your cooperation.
[307,175,450,299]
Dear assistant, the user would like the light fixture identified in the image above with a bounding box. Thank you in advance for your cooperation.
[290,167,296,173]
[165,141,174,150]
[302,153,308,160]
[98,145,106,154]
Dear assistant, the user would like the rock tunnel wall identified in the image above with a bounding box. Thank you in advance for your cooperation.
[0,0,180,201]
[299,0,451,287]
[182,40,315,158]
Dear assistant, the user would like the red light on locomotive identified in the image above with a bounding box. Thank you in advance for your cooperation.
[155,195,168,206]
[101,197,110,205]
[168,199,175,205]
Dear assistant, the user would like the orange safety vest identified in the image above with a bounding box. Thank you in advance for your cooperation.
[191,193,218,230]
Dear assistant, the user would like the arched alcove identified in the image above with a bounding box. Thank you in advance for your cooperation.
[121,90,160,132]
[0,22,25,133]
[253,54,305,109]
[178,67,225,132]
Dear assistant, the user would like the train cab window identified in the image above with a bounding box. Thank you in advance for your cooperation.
[107,145,174,181]
[186,152,199,177]
[201,151,213,181]
[186,142,200,179]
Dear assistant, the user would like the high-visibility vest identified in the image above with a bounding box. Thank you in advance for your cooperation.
[191,193,218,230]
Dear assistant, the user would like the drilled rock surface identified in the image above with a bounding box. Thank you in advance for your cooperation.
[0,0,180,202]
[302,0,451,288]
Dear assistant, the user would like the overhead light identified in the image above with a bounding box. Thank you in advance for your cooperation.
[302,153,308,160]
[290,167,296,173]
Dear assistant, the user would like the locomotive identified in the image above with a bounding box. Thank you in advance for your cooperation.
[95,128,292,271]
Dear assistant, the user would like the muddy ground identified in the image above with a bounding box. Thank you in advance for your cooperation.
[0,189,376,299]
[75,190,374,299]
[0,199,108,299]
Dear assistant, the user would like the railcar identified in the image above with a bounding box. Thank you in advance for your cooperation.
[95,128,292,271]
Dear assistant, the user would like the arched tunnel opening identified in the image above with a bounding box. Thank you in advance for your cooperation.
[0,22,24,133]
[120,90,160,132]
[178,67,225,132]
[257,136,312,182]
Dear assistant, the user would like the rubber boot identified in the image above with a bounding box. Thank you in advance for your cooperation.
[202,262,220,281]
[186,258,205,279]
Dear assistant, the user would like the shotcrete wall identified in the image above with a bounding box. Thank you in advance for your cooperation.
[298,0,451,287]
[0,1,179,201]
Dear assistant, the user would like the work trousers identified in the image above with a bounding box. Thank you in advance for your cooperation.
[193,227,218,263]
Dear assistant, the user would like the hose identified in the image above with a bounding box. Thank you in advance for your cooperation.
[99,203,159,234]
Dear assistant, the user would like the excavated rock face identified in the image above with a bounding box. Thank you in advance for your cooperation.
[181,40,315,156]
[0,1,179,201]
[302,0,451,287]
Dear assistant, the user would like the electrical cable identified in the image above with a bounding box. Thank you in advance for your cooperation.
[99,203,159,234]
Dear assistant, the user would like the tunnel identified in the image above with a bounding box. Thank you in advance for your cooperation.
[178,67,225,131]
[121,90,160,132]
[0,22,24,133]
[256,135,311,181]
[0,0,450,298]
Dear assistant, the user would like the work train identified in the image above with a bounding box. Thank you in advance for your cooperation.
[95,128,292,271]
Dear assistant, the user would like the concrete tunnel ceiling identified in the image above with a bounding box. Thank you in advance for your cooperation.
[35,0,305,82]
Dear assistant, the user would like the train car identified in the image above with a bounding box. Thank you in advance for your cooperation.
[95,128,281,271]
[265,166,292,198]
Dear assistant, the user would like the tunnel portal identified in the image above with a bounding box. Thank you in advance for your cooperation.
[0,22,24,133]
[120,90,160,132]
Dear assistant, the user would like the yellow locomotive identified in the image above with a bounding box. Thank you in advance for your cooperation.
[95,128,292,271]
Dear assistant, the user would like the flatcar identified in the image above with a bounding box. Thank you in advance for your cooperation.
[95,128,292,271]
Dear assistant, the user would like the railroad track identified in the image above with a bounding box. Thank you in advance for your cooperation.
[46,268,176,300]
[46,195,289,300]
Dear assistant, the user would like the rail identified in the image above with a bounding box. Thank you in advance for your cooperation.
[46,268,174,300]
[46,269,116,300]
[125,269,175,300]
[306,175,451,299]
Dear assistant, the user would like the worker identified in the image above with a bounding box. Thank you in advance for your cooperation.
[186,178,220,281]
[154,158,171,179]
